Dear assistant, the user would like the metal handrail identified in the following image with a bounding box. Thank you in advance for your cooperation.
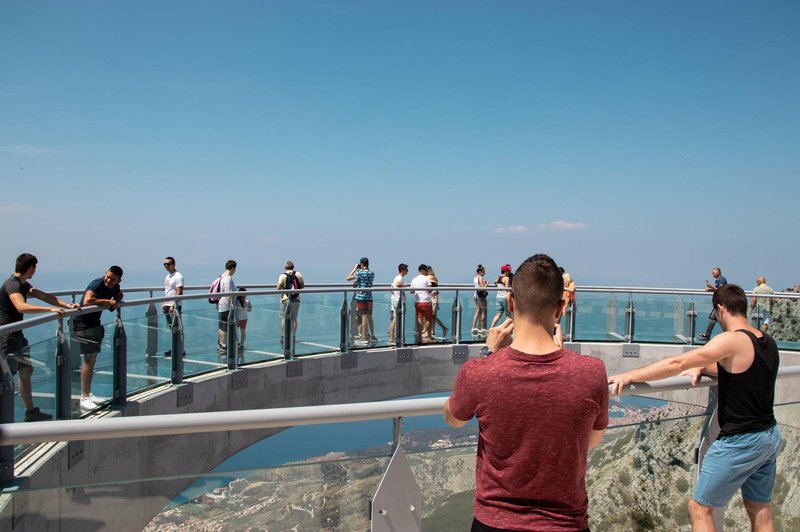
[3,367,799,446]
[3,284,798,337]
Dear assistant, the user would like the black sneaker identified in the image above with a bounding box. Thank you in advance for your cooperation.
[164,350,172,358]
[24,407,52,422]
[699,332,710,340]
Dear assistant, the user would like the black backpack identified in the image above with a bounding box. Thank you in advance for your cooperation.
[283,271,302,300]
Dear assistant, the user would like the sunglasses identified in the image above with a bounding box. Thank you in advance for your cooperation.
[164,262,174,266]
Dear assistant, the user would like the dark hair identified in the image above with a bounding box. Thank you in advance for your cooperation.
[712,284,747,317]
[398,263,408,272]
[360,257,369,267]
[285,260,294,270]
[15,253,37,274]
[108,265,124,278]
[165,256,175,264]
[418,264,428,272]
[226,260,237,271]
[510,254,563,320]
[476,264,485,273]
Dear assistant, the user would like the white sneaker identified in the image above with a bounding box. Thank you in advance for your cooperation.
[80,397,98,412]
[89,393,107,404]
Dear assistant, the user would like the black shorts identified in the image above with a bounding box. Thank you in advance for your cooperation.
[219,310,231,331]
[1,333,31,375]
[73,323,105,355]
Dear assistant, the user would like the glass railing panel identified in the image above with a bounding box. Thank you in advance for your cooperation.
[148,457,390,530]
[571,292,626,342]
[629,293,689,344]
[769,297,800,351]
[179,301,241,372]
[8,335,59,459]
[293,292,349,355]
[117,311,172,397]
[225,294,284,363]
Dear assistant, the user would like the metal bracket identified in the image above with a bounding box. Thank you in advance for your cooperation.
[176,382,194,408]
[68,440,85,470]
[341,351,358,370]
[121,401,140,417]
[396,348,413,363]
[230,370,248,390]
[286,359,303,378]
[451,345,468,364]
[371,447,423,531]
[622,343,640,358]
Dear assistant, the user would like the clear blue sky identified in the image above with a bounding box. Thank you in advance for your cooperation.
[2,1,799,289]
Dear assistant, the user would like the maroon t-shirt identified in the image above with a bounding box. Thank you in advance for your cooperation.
[449,347,609,531]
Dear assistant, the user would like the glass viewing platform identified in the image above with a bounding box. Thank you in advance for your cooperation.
[1,284,799,531]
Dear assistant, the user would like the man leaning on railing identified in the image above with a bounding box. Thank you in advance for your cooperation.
[1,253,79,422]
[609,284,781,532]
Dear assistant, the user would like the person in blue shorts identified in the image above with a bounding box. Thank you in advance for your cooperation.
[609,284,781,531]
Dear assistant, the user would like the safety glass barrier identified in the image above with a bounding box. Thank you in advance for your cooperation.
[569,292,628,342]
[769,297,800,351]
[4,335,59,462]
[628,293,694,344]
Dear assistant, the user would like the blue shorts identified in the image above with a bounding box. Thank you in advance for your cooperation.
[693,425,782,507]
[495,298,511,317]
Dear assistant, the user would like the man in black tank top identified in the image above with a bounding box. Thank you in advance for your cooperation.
[609,284,781,531]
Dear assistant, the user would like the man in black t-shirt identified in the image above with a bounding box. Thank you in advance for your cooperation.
[72,266,123,412]
[1,253,79,422]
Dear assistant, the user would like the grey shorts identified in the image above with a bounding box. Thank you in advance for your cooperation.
[280,300,300,320]
[1,333,31,375]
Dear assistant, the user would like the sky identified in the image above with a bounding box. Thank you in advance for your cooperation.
[1,1,799,290]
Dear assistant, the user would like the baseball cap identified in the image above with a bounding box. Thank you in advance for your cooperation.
[360,257,369,266]
[501,264,512,273]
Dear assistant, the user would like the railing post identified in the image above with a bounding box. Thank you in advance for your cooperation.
[450,291,462,344]
[624,296,636,343]
[394,296,405,348]
[340,295,349,352]
[145,301,158,358]
[565,299,575,342]
[686,301,697,346]
[112,308,127,408]
[0,351,15,485]
[56,317,72,420]
[391,416,403,454]
[606,296,618,339]
[282,300,294,360]
[226,307,237,370]
[750,303,763,330]
[170,307,185,385]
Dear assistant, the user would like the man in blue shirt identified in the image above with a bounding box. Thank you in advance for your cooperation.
[346,257,376,345]
[700,266,728,340]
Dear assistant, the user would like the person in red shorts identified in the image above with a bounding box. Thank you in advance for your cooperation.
[410,264,433,343]
[445,254,608,531]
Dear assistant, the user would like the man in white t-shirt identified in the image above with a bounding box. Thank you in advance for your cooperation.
[162,256,184,357]
[410,264,433,343]
[217,260,237,356]
[389,263,408,343]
